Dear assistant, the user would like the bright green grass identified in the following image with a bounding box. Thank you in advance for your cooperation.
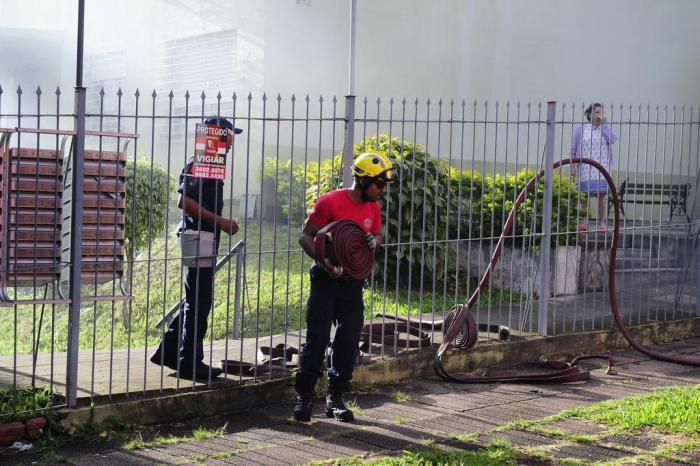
[0,387,58,421]
[564,384,700,436]
[344,399,364,417]
[0,221,526,355]
[448,432,480,443]
[310,439,518,465]
[486,386,700,466]
[496,385,700,438]
[391,390,412,403]
[493,385,700,443]
[122,424,227,450]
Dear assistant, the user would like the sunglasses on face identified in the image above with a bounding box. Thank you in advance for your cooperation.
[372,168,396,189]
[373,178,387,189]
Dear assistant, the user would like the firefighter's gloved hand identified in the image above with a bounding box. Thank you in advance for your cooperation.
[321,258,344,280]
[329,265,344,280]
[365,232,377,250]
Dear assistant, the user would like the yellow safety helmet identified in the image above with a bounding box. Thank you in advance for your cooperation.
[351,151,396,182]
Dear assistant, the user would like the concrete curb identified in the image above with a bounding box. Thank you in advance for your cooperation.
[59,317,700,428]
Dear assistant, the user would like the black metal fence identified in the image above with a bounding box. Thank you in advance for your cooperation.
[0,85,698,418]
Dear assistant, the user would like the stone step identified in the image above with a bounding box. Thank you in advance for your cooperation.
[612,267,691,289]
[614,256,677,269]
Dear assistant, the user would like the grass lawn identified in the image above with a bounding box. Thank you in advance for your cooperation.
[0,221,526,355]
[493,384,700,466]
[309,439,519,465]
[318,384,700,465]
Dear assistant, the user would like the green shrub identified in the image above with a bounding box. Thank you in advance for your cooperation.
[472,169,583,247]
[260,135,484,287]
[261,158,302,223]
[125,157,175,255]
[122,157,176,326]
[260,134,582,289]
[260,153,343,224]
[357,135,476,285]
[303,154,344,211]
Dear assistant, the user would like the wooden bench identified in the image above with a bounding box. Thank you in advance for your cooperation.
[609,179,691,223]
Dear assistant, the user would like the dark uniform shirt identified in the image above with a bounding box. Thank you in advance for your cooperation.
[177,158,224,238]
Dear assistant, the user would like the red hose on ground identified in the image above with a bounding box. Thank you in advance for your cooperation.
[434,157,700,384]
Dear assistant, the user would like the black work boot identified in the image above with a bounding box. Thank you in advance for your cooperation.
[325,379,354,422]
[293,372,317,422]
[293,392,313,422]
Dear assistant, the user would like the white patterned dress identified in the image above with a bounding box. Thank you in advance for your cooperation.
[571,123,616,194]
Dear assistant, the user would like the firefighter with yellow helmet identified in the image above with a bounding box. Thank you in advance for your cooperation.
[294,151,395,422]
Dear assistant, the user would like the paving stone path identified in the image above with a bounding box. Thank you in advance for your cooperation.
[5,336,700,465]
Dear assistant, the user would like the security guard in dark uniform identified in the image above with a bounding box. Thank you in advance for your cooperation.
[150,117,241,380]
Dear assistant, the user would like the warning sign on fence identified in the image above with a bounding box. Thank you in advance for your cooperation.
[192,123,228,180]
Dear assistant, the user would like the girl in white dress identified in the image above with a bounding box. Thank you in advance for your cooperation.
[570,103,617,231]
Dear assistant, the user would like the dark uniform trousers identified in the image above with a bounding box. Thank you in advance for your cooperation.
[299,263,365,383]
[159,264,215,364]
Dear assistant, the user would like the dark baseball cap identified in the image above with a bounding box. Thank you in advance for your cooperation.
[204,117,243,134]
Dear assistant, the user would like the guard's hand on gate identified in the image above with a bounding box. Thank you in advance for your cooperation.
[365,232,377,250]
[218,217,239,235]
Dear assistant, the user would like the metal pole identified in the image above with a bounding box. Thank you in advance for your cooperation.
[538,101,556,336]
[696,235,699,317]
[233,245,244,339]
[342,96,356,187]
[342,0,357,187]
[348,0,357,96]
[66,0,86,408]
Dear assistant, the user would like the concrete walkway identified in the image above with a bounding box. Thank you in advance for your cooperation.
[6,337,700,465]
[1,274,695,403]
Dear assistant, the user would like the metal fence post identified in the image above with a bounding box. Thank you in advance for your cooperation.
[342,96,356,187]
[342,0,357,186]
[66,0,86,408]
[696,234,699,317]
[232,245,244,339]
[538,101,557,336]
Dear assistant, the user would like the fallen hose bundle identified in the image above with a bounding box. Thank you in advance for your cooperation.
[375,311,511,342]
[361,322,431,348]
[314,219,375,280]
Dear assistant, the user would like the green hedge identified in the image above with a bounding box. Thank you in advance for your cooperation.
[472,169,583,247]
[125,157,176,255]
[261,134,582,288]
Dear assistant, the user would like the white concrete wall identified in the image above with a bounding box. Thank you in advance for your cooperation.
[264,0,700,105]
[3,0,698,105]
[1,0,698,202]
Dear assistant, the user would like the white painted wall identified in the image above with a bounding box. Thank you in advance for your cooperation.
[3,0,698,104]
[264,0,700,105]
[1,0,698,202]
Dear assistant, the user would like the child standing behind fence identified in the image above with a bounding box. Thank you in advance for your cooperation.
[570,102,618,232]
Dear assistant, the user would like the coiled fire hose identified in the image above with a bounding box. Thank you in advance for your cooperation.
[435,157,700,384]
[314,219,376,280]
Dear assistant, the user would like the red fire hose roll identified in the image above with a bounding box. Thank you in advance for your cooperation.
[435,157,700,385]
[314,220,375,280]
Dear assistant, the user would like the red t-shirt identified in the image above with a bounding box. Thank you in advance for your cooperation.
[308,189,382,234]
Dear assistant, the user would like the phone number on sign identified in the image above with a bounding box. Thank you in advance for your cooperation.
[192,165,226,179]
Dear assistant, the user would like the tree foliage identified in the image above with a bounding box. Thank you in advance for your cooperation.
[472,169,583,247]
[125,158,175,255]
[261,134,583,289]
